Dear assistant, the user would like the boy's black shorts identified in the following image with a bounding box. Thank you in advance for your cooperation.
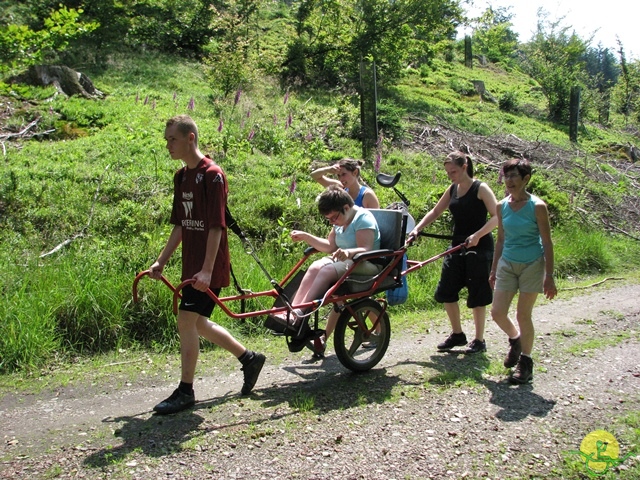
[179,285,222,318]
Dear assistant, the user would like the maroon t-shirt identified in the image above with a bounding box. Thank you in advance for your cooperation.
[170,157,230,289]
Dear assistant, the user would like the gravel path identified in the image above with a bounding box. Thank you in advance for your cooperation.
[1,283,639,479]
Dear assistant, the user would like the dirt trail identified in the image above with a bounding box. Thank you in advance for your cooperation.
[1,283,639,479]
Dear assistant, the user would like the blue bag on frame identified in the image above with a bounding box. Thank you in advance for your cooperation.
[386,253,408,305]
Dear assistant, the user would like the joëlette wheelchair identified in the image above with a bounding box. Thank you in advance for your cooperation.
[133,178,464,373]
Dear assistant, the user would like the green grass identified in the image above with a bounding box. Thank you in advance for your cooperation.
[1,46,639,374]
[566,333,632,356]
[290,392,317,413]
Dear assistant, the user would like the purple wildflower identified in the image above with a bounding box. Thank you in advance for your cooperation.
[289,176,297,194]
[135,92,139,103]
[248,130,255,140]
[375,152,381,173]
[218,119,224,132]
[240,119,245,129]
[286,113,292,129]
[234,88,242,106]
[305,132,313,141]
[187,96,195,111]
[284,91,289,105]
[143,95,149,105]
[246,109,251,118]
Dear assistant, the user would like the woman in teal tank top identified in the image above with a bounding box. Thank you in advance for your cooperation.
[489,159,557,385]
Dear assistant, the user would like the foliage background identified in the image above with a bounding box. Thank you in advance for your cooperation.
[0,0,639,373]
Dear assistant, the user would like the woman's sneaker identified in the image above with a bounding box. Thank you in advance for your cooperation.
[504,337,522,368]
[437,332,467,351]
[510,355,533,384]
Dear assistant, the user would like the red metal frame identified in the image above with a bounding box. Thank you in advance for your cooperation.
[132,242,464,322]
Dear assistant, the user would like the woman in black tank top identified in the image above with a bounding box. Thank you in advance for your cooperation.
[408,151,498,354]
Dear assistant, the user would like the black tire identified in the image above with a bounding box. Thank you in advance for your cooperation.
[333,298,391,372]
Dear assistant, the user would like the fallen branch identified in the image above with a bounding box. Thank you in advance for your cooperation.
[39,164,109,258]
[39,233,84,258]
[105,359,146,367]
[562,277,624,291]
[601,219,640,241]
[0,118,40,140]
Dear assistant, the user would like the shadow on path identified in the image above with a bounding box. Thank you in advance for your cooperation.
[83,354,405,468]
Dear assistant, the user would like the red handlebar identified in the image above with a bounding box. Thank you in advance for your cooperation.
[132,270,179,303]
[132,272,219,316]
[171,279,219,315]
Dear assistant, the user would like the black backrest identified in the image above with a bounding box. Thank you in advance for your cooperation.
[368,209,404,251]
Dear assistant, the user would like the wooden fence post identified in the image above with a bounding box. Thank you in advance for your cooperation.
[464,36,473,68]
[569,86,581,143]
[359,58,378,161]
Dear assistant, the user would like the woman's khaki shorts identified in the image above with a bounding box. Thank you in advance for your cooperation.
[494,256,545,293]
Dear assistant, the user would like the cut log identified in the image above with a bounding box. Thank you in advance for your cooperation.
[9,65,104,99]
[472,80,497,104]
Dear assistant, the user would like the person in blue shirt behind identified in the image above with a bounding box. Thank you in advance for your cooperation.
[311,158,380,208]
[489,158,557,384]
[310,158,381,350]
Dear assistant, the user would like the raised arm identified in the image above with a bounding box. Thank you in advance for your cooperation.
[311,164,342,188]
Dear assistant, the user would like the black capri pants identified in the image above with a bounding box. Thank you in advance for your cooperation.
[434,248,493,308]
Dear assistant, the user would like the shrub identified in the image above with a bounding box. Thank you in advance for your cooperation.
[499,90,519,112]
[376,99,406,141]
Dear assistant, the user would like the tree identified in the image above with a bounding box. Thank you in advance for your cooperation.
[614,41,640,124]
[125,0,219,57]
[204,0,265,96]
[582,45,620,124]
[4,0,221,57]
[470,6,518,65]
[281,0,461,158]
[282,0,462,89]
[0,6,98,75]
[2,0,128,49]
[518,12,588,123]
